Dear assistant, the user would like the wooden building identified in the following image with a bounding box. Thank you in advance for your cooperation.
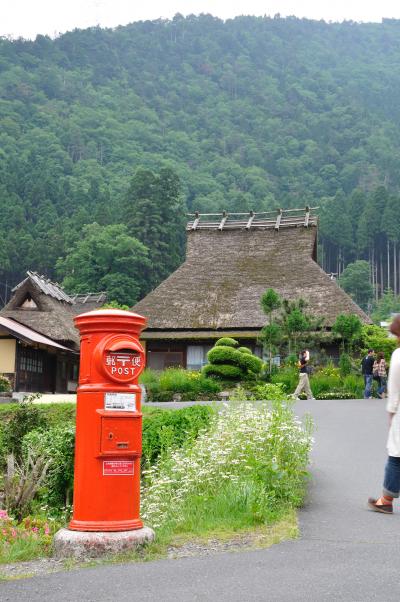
[133,208,370,370]
[0,272,106,393]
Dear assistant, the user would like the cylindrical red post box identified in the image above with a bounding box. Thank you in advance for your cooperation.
[69,309,146,532]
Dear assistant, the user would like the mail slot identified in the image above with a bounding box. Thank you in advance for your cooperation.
[100,414,142,455]
[68,309,146,533]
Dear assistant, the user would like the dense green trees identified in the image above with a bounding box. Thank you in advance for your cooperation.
[332,314,363,353]
[56,223,149,305]
[2,16,400,306]
[338,261,373,311]
[260,290,322,356]
[371,290,400,323]
[125,167,185,293]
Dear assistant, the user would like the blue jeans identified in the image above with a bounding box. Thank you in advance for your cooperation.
[383,456,400,498]
[364,374,373,399]
[378,376,387,397]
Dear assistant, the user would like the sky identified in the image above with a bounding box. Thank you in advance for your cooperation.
[2,1,400,40]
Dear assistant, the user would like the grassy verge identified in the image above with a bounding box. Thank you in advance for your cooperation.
[0,505,298,575]
[81,509,299,569]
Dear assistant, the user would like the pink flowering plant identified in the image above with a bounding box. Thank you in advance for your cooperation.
[0,508,58,561]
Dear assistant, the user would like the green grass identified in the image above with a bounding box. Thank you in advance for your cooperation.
[169,481,292,535]
[0,536,53,564]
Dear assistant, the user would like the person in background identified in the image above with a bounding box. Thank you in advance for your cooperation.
[293,349,315,401]
[362,349,375,399]
[368,316,400,513]
[373,352,387,399]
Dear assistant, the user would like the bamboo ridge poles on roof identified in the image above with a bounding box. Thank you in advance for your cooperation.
[187,207,319,231]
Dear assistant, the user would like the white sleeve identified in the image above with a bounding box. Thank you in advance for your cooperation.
[386,347,400,414]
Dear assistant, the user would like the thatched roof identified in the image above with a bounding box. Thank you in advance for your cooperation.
[1,273,107,349]
[133,209,370,334]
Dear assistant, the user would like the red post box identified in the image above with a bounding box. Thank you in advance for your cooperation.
[69,309,146,532]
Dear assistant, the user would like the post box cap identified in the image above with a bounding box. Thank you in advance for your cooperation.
[75,309,144,319]
[74,309,147,335]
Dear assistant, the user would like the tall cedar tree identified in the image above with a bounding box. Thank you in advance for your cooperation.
[126,167,185,294]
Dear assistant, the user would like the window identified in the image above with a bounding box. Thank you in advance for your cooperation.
[186,345,212,371]
[147,351,184,370]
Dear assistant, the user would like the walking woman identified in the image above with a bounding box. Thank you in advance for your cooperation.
[374,352,387,399]
[368,316,400,513]
[293,350,315,401]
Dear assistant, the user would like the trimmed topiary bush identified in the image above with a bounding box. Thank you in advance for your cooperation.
[214,337,238,348]
[202,364,243,379]
[207,345,241,365]
[203,338,263,381]
[236,353,263,374]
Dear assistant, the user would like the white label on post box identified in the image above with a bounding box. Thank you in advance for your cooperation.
[103,460,134,476]
[104,392,136,412]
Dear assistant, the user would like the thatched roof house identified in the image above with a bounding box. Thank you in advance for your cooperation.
[0,272,106,392]
[133,209,370,370]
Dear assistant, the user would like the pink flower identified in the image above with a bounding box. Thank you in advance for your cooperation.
[44,524,50,535]
[11,528,17,538]
[31,527,39,532]
[0,510,9,520]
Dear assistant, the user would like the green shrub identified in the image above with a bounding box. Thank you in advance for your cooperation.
[144,368,221,401]
[339,353,352,377]
[139,368,160,387]
[142,405,215,466]
[270,367,298,392]
[207,345,240,365]
[237,352,263,374]
[204,338,263,381]
[342,374,364,398]
[309,373,341,396]
[251,383,287,401]
[2,402,47,460]
[36,403,76,427]
[215,337,239,347]
[237,347,252,354]
[145,389,173,402]
[158,368,194,392]
[285,354,299,367]
[202,364,244,380]
[0,374,11,392]
[317,362,340,377]
[22,425,76,509]
[359,324,397,361]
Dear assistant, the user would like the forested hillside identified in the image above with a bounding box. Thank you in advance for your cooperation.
[1,15,400,308]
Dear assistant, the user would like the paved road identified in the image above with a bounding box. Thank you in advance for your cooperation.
[2,399,399,601]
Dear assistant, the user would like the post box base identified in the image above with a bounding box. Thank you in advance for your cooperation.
[68,518,143,532]
[53,526,155,560]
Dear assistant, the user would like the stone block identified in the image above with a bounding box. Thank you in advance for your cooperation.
[53,527,155,560]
